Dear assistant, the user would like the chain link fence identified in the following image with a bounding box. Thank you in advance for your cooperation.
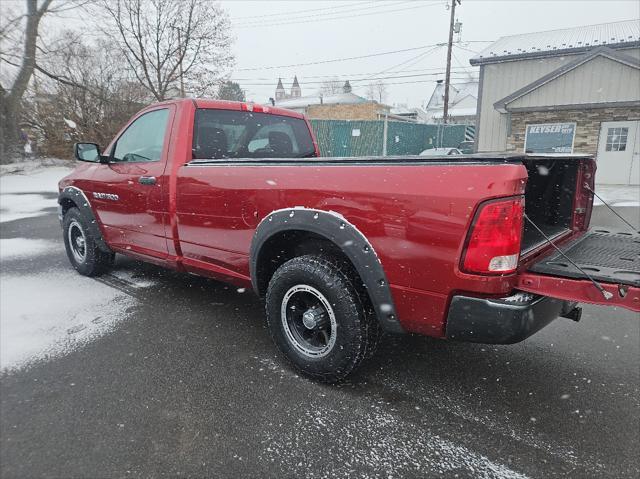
[309,119,472,157]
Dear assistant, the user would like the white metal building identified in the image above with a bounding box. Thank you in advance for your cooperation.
[471,20,640,185]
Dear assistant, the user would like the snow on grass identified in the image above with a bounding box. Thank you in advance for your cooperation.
[0,238,57,260]
[0,269,135,373]
[0,165,72,194]
[0,162,73,223]
[593,185,640,207]
[0,157,72,177]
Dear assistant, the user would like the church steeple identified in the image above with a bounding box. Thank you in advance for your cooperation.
[275,78,285,100]
[291,75,301,98]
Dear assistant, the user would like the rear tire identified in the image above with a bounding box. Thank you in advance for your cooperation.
[265,254,377,383]
[63,207,114,276]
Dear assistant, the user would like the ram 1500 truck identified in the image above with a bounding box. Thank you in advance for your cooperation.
[59,99,639,382]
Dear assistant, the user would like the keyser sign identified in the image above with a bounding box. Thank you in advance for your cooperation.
[524,122,576,153]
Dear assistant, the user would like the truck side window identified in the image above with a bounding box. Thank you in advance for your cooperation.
[112,108,169,162]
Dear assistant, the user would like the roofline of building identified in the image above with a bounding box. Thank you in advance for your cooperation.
[470,40,640,66]
[493,46,640,113]
[502,100,640,113]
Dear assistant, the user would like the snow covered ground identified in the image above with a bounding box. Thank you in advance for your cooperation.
[0,269,135,372]
[592,184,640,207]
[0,160,139,372]
[0,160,73,224]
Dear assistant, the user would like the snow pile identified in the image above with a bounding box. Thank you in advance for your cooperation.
[593,185,640,207]
[0,269,135,372]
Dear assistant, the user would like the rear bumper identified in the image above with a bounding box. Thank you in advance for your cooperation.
[445,292,572,344]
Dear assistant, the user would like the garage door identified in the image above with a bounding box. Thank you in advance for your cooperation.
[596,120,639,185]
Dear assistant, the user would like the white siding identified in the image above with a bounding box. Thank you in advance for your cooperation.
[477,56,570,151]
[476,47,640,152]
[509,56,640,109]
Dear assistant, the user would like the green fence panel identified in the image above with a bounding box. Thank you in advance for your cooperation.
[386,121,430,155]
[310,119,468,157]
[310,120,383,157]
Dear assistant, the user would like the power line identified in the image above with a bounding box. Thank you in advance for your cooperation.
[350,77,473,87]
[372,45,443,78]
[234,2,442,29]
[233,1,414,25]
[453,43,482,55]
[234,71,475,87]
[451,47,473,74]
[231,1,374,21]
[235,40,492,71]
[231,66,473,82]
[236,43,443,71]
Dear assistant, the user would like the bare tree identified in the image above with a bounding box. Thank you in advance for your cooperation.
[366,80,388,104]
[0,0,89,159]
[318,77,342,96]
[100,0,234,101]
[0,0,54,158]
[24,31,148,156]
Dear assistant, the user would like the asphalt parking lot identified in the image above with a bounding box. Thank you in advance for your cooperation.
[1,200,638,479]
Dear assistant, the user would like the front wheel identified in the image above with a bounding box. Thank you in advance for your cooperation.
[63,207,114,276]
[265,255,377,383]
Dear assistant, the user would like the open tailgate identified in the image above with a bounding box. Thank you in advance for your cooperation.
[517,229,640,312]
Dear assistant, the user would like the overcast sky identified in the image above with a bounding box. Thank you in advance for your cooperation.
[7,0,638,107]
[223,0,639,107]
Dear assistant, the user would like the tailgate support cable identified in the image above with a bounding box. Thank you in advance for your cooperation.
[523,213,613,300]
[583,183,638,232]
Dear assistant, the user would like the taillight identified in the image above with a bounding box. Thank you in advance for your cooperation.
[461,197,524,275]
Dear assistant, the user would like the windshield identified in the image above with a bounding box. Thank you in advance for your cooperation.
[192,109,316,159]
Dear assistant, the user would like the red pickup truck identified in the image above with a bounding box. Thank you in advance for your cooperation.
[59,99,639,382]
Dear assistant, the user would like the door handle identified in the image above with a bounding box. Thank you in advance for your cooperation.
[139,176,157,185]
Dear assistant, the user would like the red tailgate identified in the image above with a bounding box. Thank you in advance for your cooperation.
[518,229,640,312]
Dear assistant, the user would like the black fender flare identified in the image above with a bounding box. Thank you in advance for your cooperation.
[250,207,403,333]
[58,186,112,253]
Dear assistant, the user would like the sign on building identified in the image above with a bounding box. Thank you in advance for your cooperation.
[524,123,576,153]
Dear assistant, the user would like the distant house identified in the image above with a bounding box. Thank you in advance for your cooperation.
[274,78,390,120]
[471,19,639,185]
[389,105,430,123]
[424,77,479,125]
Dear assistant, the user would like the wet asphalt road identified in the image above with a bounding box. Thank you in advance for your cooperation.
[1,203,638,479]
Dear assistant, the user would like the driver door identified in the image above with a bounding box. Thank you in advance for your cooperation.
[90,106,174,259]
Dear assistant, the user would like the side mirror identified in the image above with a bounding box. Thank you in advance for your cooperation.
[74,142,102,163]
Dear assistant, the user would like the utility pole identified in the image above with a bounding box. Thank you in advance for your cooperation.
[443,0,460,124]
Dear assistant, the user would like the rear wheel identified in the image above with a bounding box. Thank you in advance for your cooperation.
[63,207,114,276]
[265,254,377,383]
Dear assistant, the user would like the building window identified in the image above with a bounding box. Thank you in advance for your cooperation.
[605,127,628,152]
